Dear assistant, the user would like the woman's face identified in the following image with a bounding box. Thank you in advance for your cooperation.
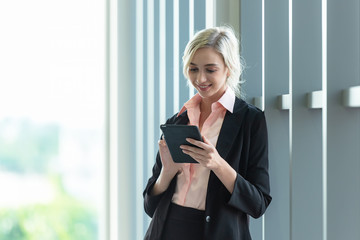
[188,47,229,102]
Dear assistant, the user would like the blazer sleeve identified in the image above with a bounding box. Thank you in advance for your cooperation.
[143,114,179,218]
[143,150,164,218]
[228,110,272,218]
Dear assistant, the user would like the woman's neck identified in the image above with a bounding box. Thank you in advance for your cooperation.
[200,99,213,115]
[199,101,211,132]
[200,91,222,113]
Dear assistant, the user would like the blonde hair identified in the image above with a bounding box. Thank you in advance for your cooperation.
[182,26,244,98]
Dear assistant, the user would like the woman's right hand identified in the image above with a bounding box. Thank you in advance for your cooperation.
[151,138,182,196]
[158,138,182,177]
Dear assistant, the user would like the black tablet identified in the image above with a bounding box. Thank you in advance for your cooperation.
[160,124,203,163]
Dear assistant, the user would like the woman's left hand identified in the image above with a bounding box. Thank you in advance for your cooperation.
[180,136,222,171]
[181,135,237,193]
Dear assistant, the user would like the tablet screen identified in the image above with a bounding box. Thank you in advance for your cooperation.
[160,124,203,163]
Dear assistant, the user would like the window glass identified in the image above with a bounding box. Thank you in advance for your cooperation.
[0,1,105,239]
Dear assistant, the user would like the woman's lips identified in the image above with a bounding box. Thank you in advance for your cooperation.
[197,84,212,91]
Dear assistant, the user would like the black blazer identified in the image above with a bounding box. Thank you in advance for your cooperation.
[143,98,272,240]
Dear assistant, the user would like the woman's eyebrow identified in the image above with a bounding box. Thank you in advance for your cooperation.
[190,62,219,67]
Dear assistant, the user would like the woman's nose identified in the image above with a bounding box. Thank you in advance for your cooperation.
[197,71,206,83]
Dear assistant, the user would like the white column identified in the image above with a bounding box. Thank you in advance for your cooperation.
[291,0,323,239]
[327,0,360,239]
[263,0,291,239]
[107,0,136,239]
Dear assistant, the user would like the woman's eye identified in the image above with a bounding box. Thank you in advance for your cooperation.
[189,68,198,72]
[206,69,216,73]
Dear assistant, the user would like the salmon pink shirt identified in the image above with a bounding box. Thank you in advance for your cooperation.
[171,87,235,210]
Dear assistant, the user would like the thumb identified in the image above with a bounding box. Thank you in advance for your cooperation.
[158,139,165,146]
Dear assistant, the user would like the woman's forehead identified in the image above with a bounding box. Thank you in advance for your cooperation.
[191,47,225,66]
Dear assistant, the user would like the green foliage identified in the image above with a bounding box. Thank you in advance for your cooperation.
[0,176,98,240]
[0,118,99,239]
[0,118,59,173]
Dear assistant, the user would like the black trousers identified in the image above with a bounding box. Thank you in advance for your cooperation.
[161,203,205,240]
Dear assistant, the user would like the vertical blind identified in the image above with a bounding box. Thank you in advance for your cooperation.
[241,0,360,240]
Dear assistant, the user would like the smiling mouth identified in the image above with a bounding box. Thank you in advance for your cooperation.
[198,84,212,91]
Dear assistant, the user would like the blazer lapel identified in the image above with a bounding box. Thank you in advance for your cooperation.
[215,98,248,160]
[174,110,189,125]
[206,98,249,209]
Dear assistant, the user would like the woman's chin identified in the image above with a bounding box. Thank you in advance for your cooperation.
[197,86,227,102]
[198,91,216,100]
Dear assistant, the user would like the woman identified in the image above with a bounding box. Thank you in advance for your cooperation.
[143,26,271,240]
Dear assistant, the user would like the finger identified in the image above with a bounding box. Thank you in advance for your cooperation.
[158,140,164,147]
[201,136,216,149]
[180,144,206,155]
[185,138,209,150]
[181,149,202,162]
[159,140,169,149]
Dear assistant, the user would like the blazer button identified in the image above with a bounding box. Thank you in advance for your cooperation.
[206,216,211,223]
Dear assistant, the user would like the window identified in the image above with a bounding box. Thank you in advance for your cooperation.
[0,1,105,239]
